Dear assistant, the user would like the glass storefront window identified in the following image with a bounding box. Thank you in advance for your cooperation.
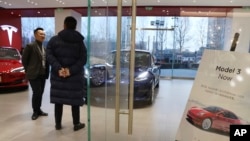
[21,17,55,48]
[20,9,233,80]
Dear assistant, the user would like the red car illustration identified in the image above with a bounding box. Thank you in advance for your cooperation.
[186,106,247,133]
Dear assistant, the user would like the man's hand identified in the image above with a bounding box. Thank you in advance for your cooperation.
[64,68,70,77]
[58,68,70,78]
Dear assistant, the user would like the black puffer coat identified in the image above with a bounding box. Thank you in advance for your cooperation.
[46,29,87,106]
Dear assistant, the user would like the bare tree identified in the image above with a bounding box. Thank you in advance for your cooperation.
[196,18,207,48]
[121,17,131,49]
[207,18,226,50]
[137,18,146,50]
[175,17,191,52]
[158,17,169,50]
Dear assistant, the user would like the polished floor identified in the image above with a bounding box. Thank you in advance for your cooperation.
[0,79,193,141]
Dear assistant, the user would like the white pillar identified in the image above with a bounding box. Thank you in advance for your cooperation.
[224,8,250,53]
[54,9,82,34]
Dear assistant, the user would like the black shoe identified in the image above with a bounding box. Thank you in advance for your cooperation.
[55,124,62,130]
[31,113,39,120]
[74,123,85,131]
[39,110,48,116]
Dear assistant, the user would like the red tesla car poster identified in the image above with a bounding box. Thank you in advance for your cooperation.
[175,49,250,141]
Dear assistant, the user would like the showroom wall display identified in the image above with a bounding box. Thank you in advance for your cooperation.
[176,49,250,141]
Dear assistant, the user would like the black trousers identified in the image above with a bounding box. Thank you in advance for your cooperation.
[55,104,80,125]
[29,76,46,113]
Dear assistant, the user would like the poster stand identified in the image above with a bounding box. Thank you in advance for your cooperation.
[175,36,250,141]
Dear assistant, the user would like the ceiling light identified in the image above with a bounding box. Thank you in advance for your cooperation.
[55,0,65,5]
[102,0,107,4]
[26,0,38,6]
[1,1,12,7]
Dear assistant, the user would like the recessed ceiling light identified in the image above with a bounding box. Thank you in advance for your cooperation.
[1,1,12,7]
[26,0,38,6]
[55,0,65,5]
[102,0,107,4]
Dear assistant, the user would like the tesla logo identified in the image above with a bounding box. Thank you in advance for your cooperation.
[0,25,18,46]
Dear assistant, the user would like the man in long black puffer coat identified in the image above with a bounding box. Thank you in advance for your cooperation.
[46,16,87,131]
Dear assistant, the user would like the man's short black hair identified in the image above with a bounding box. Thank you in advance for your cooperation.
[64,16,77,29]
[34,27,44,34]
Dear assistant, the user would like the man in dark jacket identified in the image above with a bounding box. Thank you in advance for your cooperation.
[46,16,87,131]
[22,27,49,120]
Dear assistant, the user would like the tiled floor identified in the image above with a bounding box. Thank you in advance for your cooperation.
[0,79,193,141]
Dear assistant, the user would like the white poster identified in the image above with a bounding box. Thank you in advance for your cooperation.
[175,49,250,141]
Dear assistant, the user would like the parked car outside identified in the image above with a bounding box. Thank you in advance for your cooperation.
[186,106,248,134]
[86,49,161,105]
[0,46,28,90]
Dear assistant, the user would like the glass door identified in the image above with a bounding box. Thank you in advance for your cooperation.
[85,0,138,140]
[86,0,171,141]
